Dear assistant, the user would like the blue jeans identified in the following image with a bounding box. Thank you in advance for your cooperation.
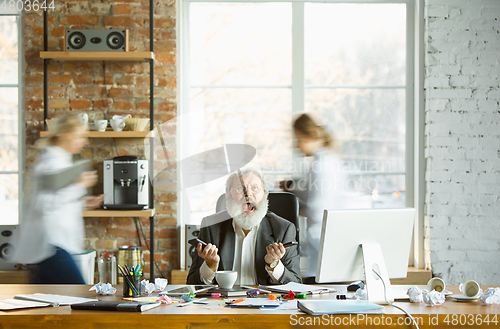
[33,247,85,284]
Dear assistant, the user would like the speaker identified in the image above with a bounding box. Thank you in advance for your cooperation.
[0,226,18,270]
[65,29,129,52]
[185,224,200,271]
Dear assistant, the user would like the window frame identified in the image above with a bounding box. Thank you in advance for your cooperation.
[0,7,24,226]
[177,0,424,269]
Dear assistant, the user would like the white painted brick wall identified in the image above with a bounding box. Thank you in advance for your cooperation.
[425,0,500,285]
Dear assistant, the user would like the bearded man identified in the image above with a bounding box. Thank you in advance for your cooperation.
[186,169,302,285]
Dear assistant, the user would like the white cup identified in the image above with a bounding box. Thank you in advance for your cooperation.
[459,280,482,297]
[215,270,238,289]
[78,113,89,127]
[94,120,108,132]
[110,118,125,132]
[427,277,446,293]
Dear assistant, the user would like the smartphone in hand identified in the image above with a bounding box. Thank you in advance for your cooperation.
[282,241,298,248]
[188,238,207,249]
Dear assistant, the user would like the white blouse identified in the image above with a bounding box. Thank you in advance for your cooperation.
[12,146,87,264]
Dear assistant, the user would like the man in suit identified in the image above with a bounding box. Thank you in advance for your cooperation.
[187,169,302,285]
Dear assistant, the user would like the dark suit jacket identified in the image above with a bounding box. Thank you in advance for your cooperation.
[187,210,302,285]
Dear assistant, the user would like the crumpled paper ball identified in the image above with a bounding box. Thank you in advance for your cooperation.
[407,286,424,303]
[422,289,445,306]
[141,278,169,294]
[479,287,500,305]
[89,282,117,295]
[352,288,367,300]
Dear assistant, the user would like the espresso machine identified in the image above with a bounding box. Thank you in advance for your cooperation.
[103,156,149,210]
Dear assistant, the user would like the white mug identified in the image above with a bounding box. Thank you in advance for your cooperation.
[459,280,482,297]
[110,118,125,132]
[78,113,89,127]
[94,120,108,132]
[215,271,237,289]
[427,277,446,293]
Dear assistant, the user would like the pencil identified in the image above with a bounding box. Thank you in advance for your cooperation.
[117,265,139,295]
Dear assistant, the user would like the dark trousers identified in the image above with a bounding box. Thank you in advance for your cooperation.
[33,247,85,284]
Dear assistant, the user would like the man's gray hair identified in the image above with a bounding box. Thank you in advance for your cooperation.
[225,168,269,196]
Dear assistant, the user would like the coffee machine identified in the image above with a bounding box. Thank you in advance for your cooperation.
[103,156,150,210]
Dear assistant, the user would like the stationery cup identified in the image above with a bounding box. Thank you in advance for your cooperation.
[122,275,141,297]
[427,277,446,293]
[110,118,125,132]
[459,280,482,297]
[215,271,237,289]
[94,120,108,132]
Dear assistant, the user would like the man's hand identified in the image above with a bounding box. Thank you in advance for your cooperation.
[264,242,286,268]
[197,243,220,272]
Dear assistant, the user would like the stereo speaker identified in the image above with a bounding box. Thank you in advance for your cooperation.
[0,225,18,270]
[65,29,129,52]
[185,224,200,271]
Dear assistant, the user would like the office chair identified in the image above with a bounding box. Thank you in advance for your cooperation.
[215,191,300,243]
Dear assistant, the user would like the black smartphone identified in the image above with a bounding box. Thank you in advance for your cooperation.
[188,238,207,248]
[282,241,298,248]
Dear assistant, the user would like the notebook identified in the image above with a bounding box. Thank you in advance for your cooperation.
[39,160,91,190]
[297,300,385,315]
[71,301,161,312]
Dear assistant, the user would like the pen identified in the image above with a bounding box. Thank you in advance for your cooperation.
[232,299,245,304]
[117,265,139,295]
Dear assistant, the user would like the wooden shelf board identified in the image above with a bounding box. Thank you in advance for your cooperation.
[40,51,154,61]
[82,209,155,217]
[40,131,152,138]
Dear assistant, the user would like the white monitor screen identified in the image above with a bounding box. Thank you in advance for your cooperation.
[316,208,415,283]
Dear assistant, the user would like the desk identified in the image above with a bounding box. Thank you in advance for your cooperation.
[0,284,499,328]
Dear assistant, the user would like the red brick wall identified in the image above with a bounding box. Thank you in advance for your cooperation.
[24,0,178,281]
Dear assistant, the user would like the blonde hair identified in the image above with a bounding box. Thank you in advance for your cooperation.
[293,113,335,149]
[45,113,84,146]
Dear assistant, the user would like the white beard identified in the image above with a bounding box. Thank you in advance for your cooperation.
[226,195,269,230]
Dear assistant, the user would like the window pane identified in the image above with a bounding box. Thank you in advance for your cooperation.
[0,174,18,225]
[0,16,18,84]
[190,3,292,85]
[0,88,18,171]
[185,87,292,220]
[305,88,405,208]
[305,3,406,86]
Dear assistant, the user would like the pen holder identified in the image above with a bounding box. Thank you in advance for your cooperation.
[122,275,141,297]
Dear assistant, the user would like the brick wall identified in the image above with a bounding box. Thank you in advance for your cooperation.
[425,0,500,284]
[24,0,177,280]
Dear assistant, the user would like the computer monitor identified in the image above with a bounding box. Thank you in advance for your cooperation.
[315,208,416,304]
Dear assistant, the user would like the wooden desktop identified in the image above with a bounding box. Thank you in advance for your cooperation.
[0,284,498,328]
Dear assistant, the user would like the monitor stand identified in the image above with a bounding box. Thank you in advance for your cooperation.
[361,243,394,304]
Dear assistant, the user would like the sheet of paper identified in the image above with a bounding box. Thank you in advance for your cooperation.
[0,299,52,311]
[259,282,336,294]
[14,293,97,306]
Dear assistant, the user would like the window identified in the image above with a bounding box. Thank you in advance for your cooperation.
[0,8,22,225]
[180,0,414,224]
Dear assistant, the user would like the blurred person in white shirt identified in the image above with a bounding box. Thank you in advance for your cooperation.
[11,113,102,284]
[280,113,347,280]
